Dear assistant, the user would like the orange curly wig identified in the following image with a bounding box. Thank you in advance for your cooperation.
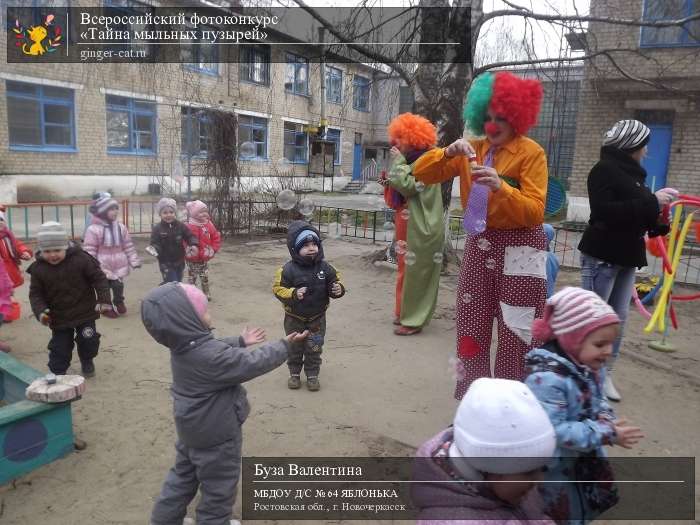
[387,113,438,150]
[489,72,543,136]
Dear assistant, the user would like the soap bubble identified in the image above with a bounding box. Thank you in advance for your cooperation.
[383,221,395,231]
[474,219,487,233]
[395,240,407,255]
[400,208,410,220]
[416,181,425,192]
[433,252,444,264]
[477,238,492,251]
[298,198,315,216]
[461,292,472,304]
[239,141,256,158]
[485,258,496,270]
[172,159,184,184]
[276,189,297,210]
[327,222,341,239]
[405,251,417,266]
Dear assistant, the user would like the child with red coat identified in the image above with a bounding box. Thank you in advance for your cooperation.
[185,201,221,300]
[0,207,33,322]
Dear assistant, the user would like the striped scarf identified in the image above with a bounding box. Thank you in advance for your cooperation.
[100,220,123,247]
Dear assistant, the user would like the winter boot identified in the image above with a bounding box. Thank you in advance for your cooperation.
[288,374,301,389]
[81,359,96,378]
[603,374,621,402]
[115,302,127,315]
[306,376,320,392]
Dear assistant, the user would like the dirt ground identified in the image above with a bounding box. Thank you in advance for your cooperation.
[1,236,698,525]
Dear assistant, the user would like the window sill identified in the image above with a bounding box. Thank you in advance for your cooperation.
[639,41,700,48]
[327,100,343,106]
[353,106,370,113]
[283,159,309,165]
[285,90,311,98]
[182,65,220,77]
[107,149,157,157]
[240,79,271,88]
[240,157,270,162]
[9,145,77,153]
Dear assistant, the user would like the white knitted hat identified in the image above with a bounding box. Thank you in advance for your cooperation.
[37,221,69,251]
[449,378,556,475]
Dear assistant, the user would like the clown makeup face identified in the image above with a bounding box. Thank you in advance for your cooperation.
[484,110,515,146]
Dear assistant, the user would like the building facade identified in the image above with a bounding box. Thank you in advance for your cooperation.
[569,0,700,219]
[0,1,400,203]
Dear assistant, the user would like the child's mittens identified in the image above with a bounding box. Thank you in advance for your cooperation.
[39,309,51,326]
[186,246,199,258]
[98,303,114,314]
[20,251,32,261]
[145,245,159,257]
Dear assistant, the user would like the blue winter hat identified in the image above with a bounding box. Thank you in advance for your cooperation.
[294,230,320,252]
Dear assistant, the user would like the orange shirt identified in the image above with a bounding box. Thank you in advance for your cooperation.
[412,135,548,230]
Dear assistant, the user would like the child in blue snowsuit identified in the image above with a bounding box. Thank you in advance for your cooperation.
[525,287,644,524]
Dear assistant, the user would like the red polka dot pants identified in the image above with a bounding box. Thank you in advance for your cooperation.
[454,227,547,400]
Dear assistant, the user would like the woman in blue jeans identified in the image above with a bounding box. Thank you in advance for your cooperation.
[578,119,675,401]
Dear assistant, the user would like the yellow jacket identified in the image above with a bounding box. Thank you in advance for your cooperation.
[412,135,548,229]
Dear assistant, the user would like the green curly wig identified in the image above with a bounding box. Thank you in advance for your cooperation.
[463,72,495,136]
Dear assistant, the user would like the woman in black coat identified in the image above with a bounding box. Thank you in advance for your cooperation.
[578,119,676,401]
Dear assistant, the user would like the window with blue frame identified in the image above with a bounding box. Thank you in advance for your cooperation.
[106,95,156,154]
[641,0,700,47]
[182,24,218,75]
[353,75,370,111]
[285,53,309,95]
[283,121,308,163]
[326,67,343,104]
[240,45,270,85]
[238,114,268,160]
[326,128,341,165]
[181,107,210,157]
[104,0,154,59]
[6,80,76,151]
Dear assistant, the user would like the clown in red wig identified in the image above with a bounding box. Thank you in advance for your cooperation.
[411,72,550,397]
[380,113,443,336]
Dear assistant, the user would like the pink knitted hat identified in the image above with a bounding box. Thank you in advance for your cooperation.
[186,200,208,220]
[532,287,620,355]
[179,283,208,321]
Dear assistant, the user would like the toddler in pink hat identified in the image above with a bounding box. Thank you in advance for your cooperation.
[525,287,644,524]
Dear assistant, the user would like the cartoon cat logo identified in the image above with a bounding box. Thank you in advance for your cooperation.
[13,14,62,57]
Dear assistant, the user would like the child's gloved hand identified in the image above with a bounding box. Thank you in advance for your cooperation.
[330,282,343,298]
[98,303,114,315]
[295,287,308,300]
[39,309,51,326]
[145,245,159,257]
[204,246,215,258]
[285,330,310,344]
[186,246,199,258]
[20,251,32,261]
[242,326,266,346]
[613,417,644,449]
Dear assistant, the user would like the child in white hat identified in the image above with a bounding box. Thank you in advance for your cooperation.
[412,377,556,524]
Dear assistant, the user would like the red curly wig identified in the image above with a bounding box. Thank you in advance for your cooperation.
[489,72,543,136]
[387,113,438,150]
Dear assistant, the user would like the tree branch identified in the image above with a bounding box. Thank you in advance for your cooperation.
[480,8,700,29]
[289,0,413,85]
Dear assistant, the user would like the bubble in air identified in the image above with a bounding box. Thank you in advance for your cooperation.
[298,199,315,216]
[395,240,407,255]
[400,208,410,220]
[327,222,341,239]
[461,293,472,304]
[383,221,395,231]
[240,141,256,158]
[276,189,297,211]
[485,258,496,270]
[415,181,425,192]
[405,251,417,266]
[477,238,492,251]
[433,252,444,264]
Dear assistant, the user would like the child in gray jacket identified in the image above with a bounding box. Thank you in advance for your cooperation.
[142,282,307,525]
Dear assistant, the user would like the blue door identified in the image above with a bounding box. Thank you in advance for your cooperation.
[352,132,363,180]
[641,124,672,191]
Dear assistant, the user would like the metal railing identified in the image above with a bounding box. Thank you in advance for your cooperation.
[5,198,699,285]
[360,159,378,186]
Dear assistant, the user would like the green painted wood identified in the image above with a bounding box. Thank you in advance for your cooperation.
[0,352,76,486]
[0,405,74,486]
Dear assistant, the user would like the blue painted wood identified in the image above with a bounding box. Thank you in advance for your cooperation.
[0,353,75,486]
[352,138,363,180]
[641,124,672,192]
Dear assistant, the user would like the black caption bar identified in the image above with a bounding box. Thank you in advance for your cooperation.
[6,6,471,64]
[242,457,695,521]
